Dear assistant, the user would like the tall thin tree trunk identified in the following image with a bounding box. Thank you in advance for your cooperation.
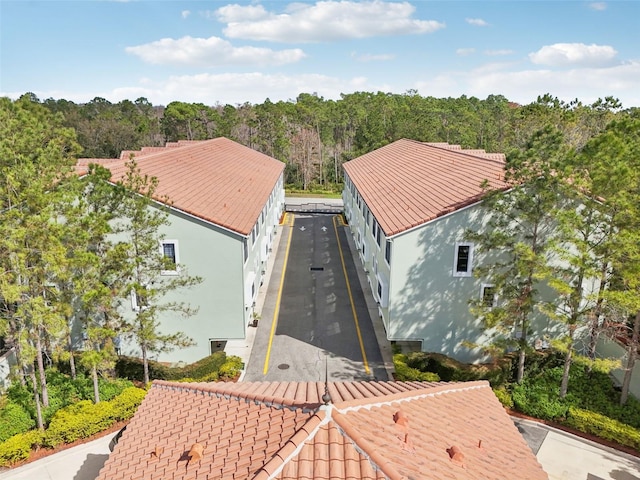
[68,333,76,380]
[142,344,149,385]
[35,334,49,407]
[620,311,640,406]
[560,325,576,398]
[517,345,526,383]
[92,365,101,404]
[28,368,44,430]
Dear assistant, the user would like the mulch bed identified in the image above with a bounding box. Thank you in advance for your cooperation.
[5,420,129,470]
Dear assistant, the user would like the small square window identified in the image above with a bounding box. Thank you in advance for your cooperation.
[453,242,474,277]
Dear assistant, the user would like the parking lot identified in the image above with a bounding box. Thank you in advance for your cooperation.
[243,212,389,382]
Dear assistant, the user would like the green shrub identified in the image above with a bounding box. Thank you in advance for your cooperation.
[0,430,43,467]
[115,352,229,382]
[98,378,134,402]
[393,354,440,382]
[493,386,514,409]
[403,351,513,386]
[44,400,116,448]
[565,407,640,451]
[511,380,569,421]
[218,356,243,380]
[168,352,228,380]
[0,401,35,442]
[109,387,147,421]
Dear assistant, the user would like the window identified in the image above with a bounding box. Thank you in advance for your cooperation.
[376,223,382,247]
[243,239,249,263]
[453,242,474,277]
[160,240,179,275]
[385,239,392,265]
[210,340,227,354]
[376,274,389,308]
[366,208,371,226]
[481,284,497,308]
[131,286,149,312]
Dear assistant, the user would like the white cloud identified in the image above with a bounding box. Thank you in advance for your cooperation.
[529,43,618,67]
[484,49,514,56]
[456,48,475,56]
[108,72,388,105]
[352,52,396,62]
[413,60,640,107]
[588,2,607,11]
[181,10,190,19]
[466,18,489,27]
[214,1,445,43]
[125,36,305,67]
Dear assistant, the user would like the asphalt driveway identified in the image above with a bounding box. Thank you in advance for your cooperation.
[243,212,388,382]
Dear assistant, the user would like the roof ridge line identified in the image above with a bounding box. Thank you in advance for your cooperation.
[121,138,219,162]
[255,409,329,480]
[420,141,507,166]
[152,380,319,412]
[336,381,489,413]
[331,410,405,480]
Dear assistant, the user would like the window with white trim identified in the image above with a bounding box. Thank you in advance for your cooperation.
[160,240,179,275]
[376,274,389,308]
[385,239,392,265]
[481,284,497,308]
[131,286,149,312]
[453,242,474,277]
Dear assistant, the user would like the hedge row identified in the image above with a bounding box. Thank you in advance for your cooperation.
[565,407,640,451]
[115,351,242,382]
[0,387,146,467]
[393,354,440,382]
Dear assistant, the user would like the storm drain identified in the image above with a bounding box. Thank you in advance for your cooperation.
[278,364,290,370]
[309,267,325,271]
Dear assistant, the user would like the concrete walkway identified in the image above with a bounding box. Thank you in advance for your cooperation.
[0,433,115,480]
[514,417,640,480]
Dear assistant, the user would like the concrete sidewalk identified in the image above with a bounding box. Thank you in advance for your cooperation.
[0,433,115,480]
[514,417,640,480]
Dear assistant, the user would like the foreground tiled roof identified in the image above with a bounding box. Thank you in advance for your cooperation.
[98,380,547,480]
[343,139,508,236]
[77,138,284,236]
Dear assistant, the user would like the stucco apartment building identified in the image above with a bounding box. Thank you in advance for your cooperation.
[77,137,285,364]
[343,138,524,363]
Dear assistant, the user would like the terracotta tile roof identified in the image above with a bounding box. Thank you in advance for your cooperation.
[98,380,547,480]
[76,138,284,236]
[343,139,509,236]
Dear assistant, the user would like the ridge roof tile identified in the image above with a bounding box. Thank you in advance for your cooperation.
[99,380,546,480]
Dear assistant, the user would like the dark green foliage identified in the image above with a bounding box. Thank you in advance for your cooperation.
[510,363,640,428]
[392,354,440,382]
[5,371,133,427]
[403,351,513,386]
[0,386,146,465]
[0,402,35,442]
[115,352,230,382]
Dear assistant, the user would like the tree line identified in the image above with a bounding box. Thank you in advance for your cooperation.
[32,91,632,191]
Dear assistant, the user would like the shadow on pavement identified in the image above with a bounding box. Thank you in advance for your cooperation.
[73,453,109,480]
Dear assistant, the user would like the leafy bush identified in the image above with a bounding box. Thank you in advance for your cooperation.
[393,354,440,382]
[109,387,147,421]
[493,387,514,409]
[44,400,116,448]
[115,352,230,382]
[511,380,569,421]
[218,356,244,380]
[565,407,640,451]
[0,430,43,467]
[98,378,134,402]
[0,401,35,442]
[403,351,513,386]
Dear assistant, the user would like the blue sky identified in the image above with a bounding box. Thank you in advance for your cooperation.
[1,0,638,107]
